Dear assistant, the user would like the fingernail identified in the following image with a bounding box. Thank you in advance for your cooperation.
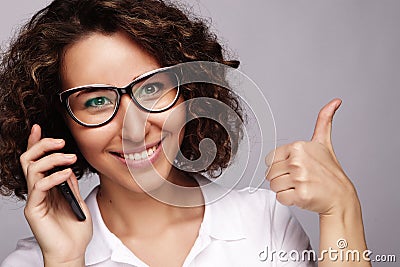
[54,139,64,144]
[64,154,76,159]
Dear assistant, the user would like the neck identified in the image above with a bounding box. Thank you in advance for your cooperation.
[96,168,204,238]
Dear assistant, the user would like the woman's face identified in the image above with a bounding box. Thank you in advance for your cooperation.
[61,31,186,193]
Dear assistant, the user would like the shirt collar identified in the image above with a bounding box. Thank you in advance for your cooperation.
[84,187,113,266]
[84,177,247,266]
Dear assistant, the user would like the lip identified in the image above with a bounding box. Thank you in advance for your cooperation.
[110,138,165,169]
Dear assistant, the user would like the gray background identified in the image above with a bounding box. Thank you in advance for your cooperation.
[1,0,399,265]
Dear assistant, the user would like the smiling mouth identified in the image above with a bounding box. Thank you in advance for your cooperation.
[111,140,162,161]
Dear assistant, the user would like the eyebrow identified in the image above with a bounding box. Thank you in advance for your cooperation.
[60,65,175,94]
[75,87,112,98]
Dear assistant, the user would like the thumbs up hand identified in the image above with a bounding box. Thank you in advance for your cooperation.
[266,99,358,215]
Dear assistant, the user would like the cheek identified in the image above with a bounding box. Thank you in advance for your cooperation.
[161,99,186,140]
[66,118,114,157]
[152,100,186,164]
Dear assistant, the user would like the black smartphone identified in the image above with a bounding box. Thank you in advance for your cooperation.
[58,182,86,221]
[48,165,86,221]
[57,170,86,221]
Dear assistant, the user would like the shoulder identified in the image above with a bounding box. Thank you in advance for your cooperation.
[1,237,43,267]
[219,185,286,220]
[242,188,311,252]
[198,175,291,223]
[227,186,297,229]
[236,186,278,210]
[211,184,311,250]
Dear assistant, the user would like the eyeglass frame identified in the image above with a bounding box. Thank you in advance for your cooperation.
[58,65,182,128]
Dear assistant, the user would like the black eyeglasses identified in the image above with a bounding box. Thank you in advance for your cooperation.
[58,65,181,127]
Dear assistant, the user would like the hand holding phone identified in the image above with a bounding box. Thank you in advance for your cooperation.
[43,133,86,221]
[20,124,92,262]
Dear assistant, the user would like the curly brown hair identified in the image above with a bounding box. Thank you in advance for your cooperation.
[0,0,244,200]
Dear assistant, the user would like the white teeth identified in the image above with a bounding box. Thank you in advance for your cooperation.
[123,145,158,161]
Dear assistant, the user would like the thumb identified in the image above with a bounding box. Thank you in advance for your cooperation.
[311,98,342,152]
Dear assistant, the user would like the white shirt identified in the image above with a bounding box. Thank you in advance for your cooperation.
[1,179,315,266]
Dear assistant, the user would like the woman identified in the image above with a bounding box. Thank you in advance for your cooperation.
[0,0,369,266]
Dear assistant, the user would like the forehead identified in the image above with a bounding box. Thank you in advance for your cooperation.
[60,31,160,91]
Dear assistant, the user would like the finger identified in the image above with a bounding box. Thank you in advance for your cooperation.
[269,174,294,193]
[65,174,80,202]
[265,145,290,167]
[68,175,80,200]
[275,189,296,206]
[27,124,42,150]
[311,98,342,152]
[26,138,66,162]
[66,174,90,219]
[28,153,77,175]
[25,168,73,212]
[266,160,290,182]
[68,174,85,208]
[25,153,76,193]
[20,138,66,176]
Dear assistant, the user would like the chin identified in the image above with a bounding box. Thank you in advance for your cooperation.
[126,157,175,193]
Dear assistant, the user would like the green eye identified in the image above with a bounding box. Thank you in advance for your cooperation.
[143,84,158,94]
[137,83,163,99]
[84,97,112,108]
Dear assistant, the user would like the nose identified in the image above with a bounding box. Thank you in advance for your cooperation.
[117,95,150,144]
